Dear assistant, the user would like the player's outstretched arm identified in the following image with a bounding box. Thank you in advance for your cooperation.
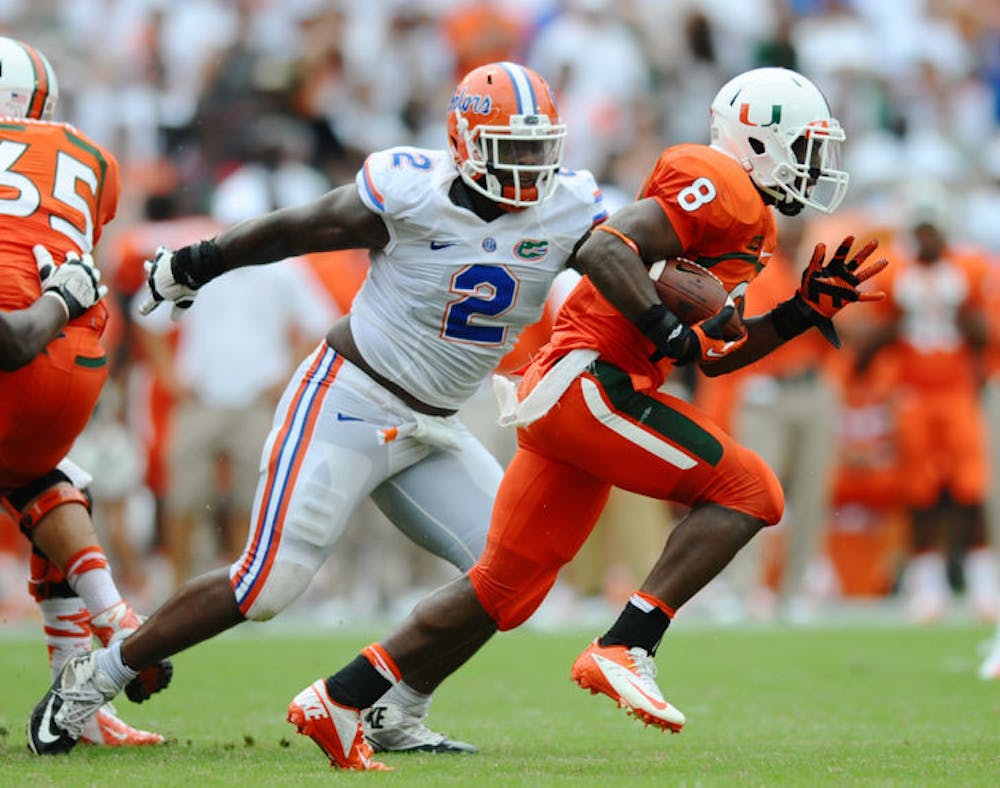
[701,235,889,376]
[0,246,106,371]
[140,184,389,318]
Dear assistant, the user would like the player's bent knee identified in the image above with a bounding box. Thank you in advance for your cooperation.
[468,562,554,631]
[7,472,89,538]
[239,561,314,621]
[721,448,784,526]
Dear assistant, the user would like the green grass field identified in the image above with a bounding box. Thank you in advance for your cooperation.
[1,623,999,785]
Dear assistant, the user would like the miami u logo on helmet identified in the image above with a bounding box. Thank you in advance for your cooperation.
[739,103,782,127]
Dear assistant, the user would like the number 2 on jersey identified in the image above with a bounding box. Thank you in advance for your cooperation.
[0,139,98,249]
[442,264,518,344]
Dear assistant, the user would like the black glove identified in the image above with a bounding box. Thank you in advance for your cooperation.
[635,303,747,365]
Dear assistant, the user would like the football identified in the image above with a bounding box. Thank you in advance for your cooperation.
[648,257,729,325]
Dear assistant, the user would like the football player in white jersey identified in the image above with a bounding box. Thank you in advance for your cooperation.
[28,62,609,759]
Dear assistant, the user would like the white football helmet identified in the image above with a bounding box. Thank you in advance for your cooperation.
[710,67,848,215]
[0,36,58,121]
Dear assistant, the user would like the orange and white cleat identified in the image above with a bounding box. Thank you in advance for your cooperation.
[287,679,391,771]
[88,601,173,704]
[81,704,165,746]
[88,600,143,646]
[571,639,685,733]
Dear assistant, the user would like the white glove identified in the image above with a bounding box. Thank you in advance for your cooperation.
[139,245,198,320]
[34,244,107,320]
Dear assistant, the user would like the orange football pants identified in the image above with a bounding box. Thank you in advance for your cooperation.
[469,359,784,630]
[0,324,107,491]
[895,387,988,508]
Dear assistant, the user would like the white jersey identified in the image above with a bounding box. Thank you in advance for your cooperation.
[352,146,605,410]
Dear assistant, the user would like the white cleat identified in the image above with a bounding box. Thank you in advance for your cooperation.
[363,700,477,753]
[28,653,119,755]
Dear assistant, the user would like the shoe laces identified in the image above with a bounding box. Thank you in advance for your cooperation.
[56,658,118,734]
[625,647,660,687]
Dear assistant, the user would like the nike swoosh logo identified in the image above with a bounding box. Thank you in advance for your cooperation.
[625,677,668,710]
[706,342,737,358]
[38,695,62,745]
[672,259,704,275]
[429,240,459,250]
[760,251,774,259]
[337,413,363,422]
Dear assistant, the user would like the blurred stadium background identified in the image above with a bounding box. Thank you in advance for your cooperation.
[2,0,1000,639]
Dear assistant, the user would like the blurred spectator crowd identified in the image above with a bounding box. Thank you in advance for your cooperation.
[3,0,1000,628]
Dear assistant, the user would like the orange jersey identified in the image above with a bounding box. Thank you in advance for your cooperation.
[878,246,987,391]
[0,118,119,489]
[0,118,119,318]
[538,144,776,392]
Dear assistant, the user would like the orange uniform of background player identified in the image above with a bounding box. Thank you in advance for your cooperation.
[0,119,120,489]
[878,246,989,509]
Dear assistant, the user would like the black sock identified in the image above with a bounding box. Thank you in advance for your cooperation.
[599,600,671,656]
[324,654,392,710]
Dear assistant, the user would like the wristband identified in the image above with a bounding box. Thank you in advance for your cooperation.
[173,240,225,289]
[770,295,814,340]
[771,294,841,348]
[634,303,694,363]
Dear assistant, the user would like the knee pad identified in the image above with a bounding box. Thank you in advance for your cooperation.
[236,559,314,621]
[8,471,90,538]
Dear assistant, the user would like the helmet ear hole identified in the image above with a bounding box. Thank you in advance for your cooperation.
[748,137,765,155]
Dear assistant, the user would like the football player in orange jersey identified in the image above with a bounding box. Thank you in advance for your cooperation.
[859,192,998,624]
[0,35,170,750]
[256,67,886,767]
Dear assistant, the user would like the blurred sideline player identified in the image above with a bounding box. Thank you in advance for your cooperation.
[230,67,878,769]
[110,189,222,527]
[28,62,608,760]
[0,36,168,747]
[860,189,998,623]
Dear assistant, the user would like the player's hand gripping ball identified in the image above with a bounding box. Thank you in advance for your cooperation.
[648,257,741,338]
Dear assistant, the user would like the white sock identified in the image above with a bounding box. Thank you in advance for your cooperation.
[65,547,122,615]
[38,597,92,679]
[94,640,138,689]
[378,681,431,715]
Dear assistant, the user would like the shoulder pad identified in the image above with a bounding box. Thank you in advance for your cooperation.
[554,168,607,225]
[355,147,445,215]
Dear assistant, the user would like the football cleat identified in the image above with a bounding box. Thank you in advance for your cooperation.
[287,679,391,771]
[571,639,685,733]
[89,601,174,704]
[28,652,118,755]
[363,701,477,754]
[81,703,164,746]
